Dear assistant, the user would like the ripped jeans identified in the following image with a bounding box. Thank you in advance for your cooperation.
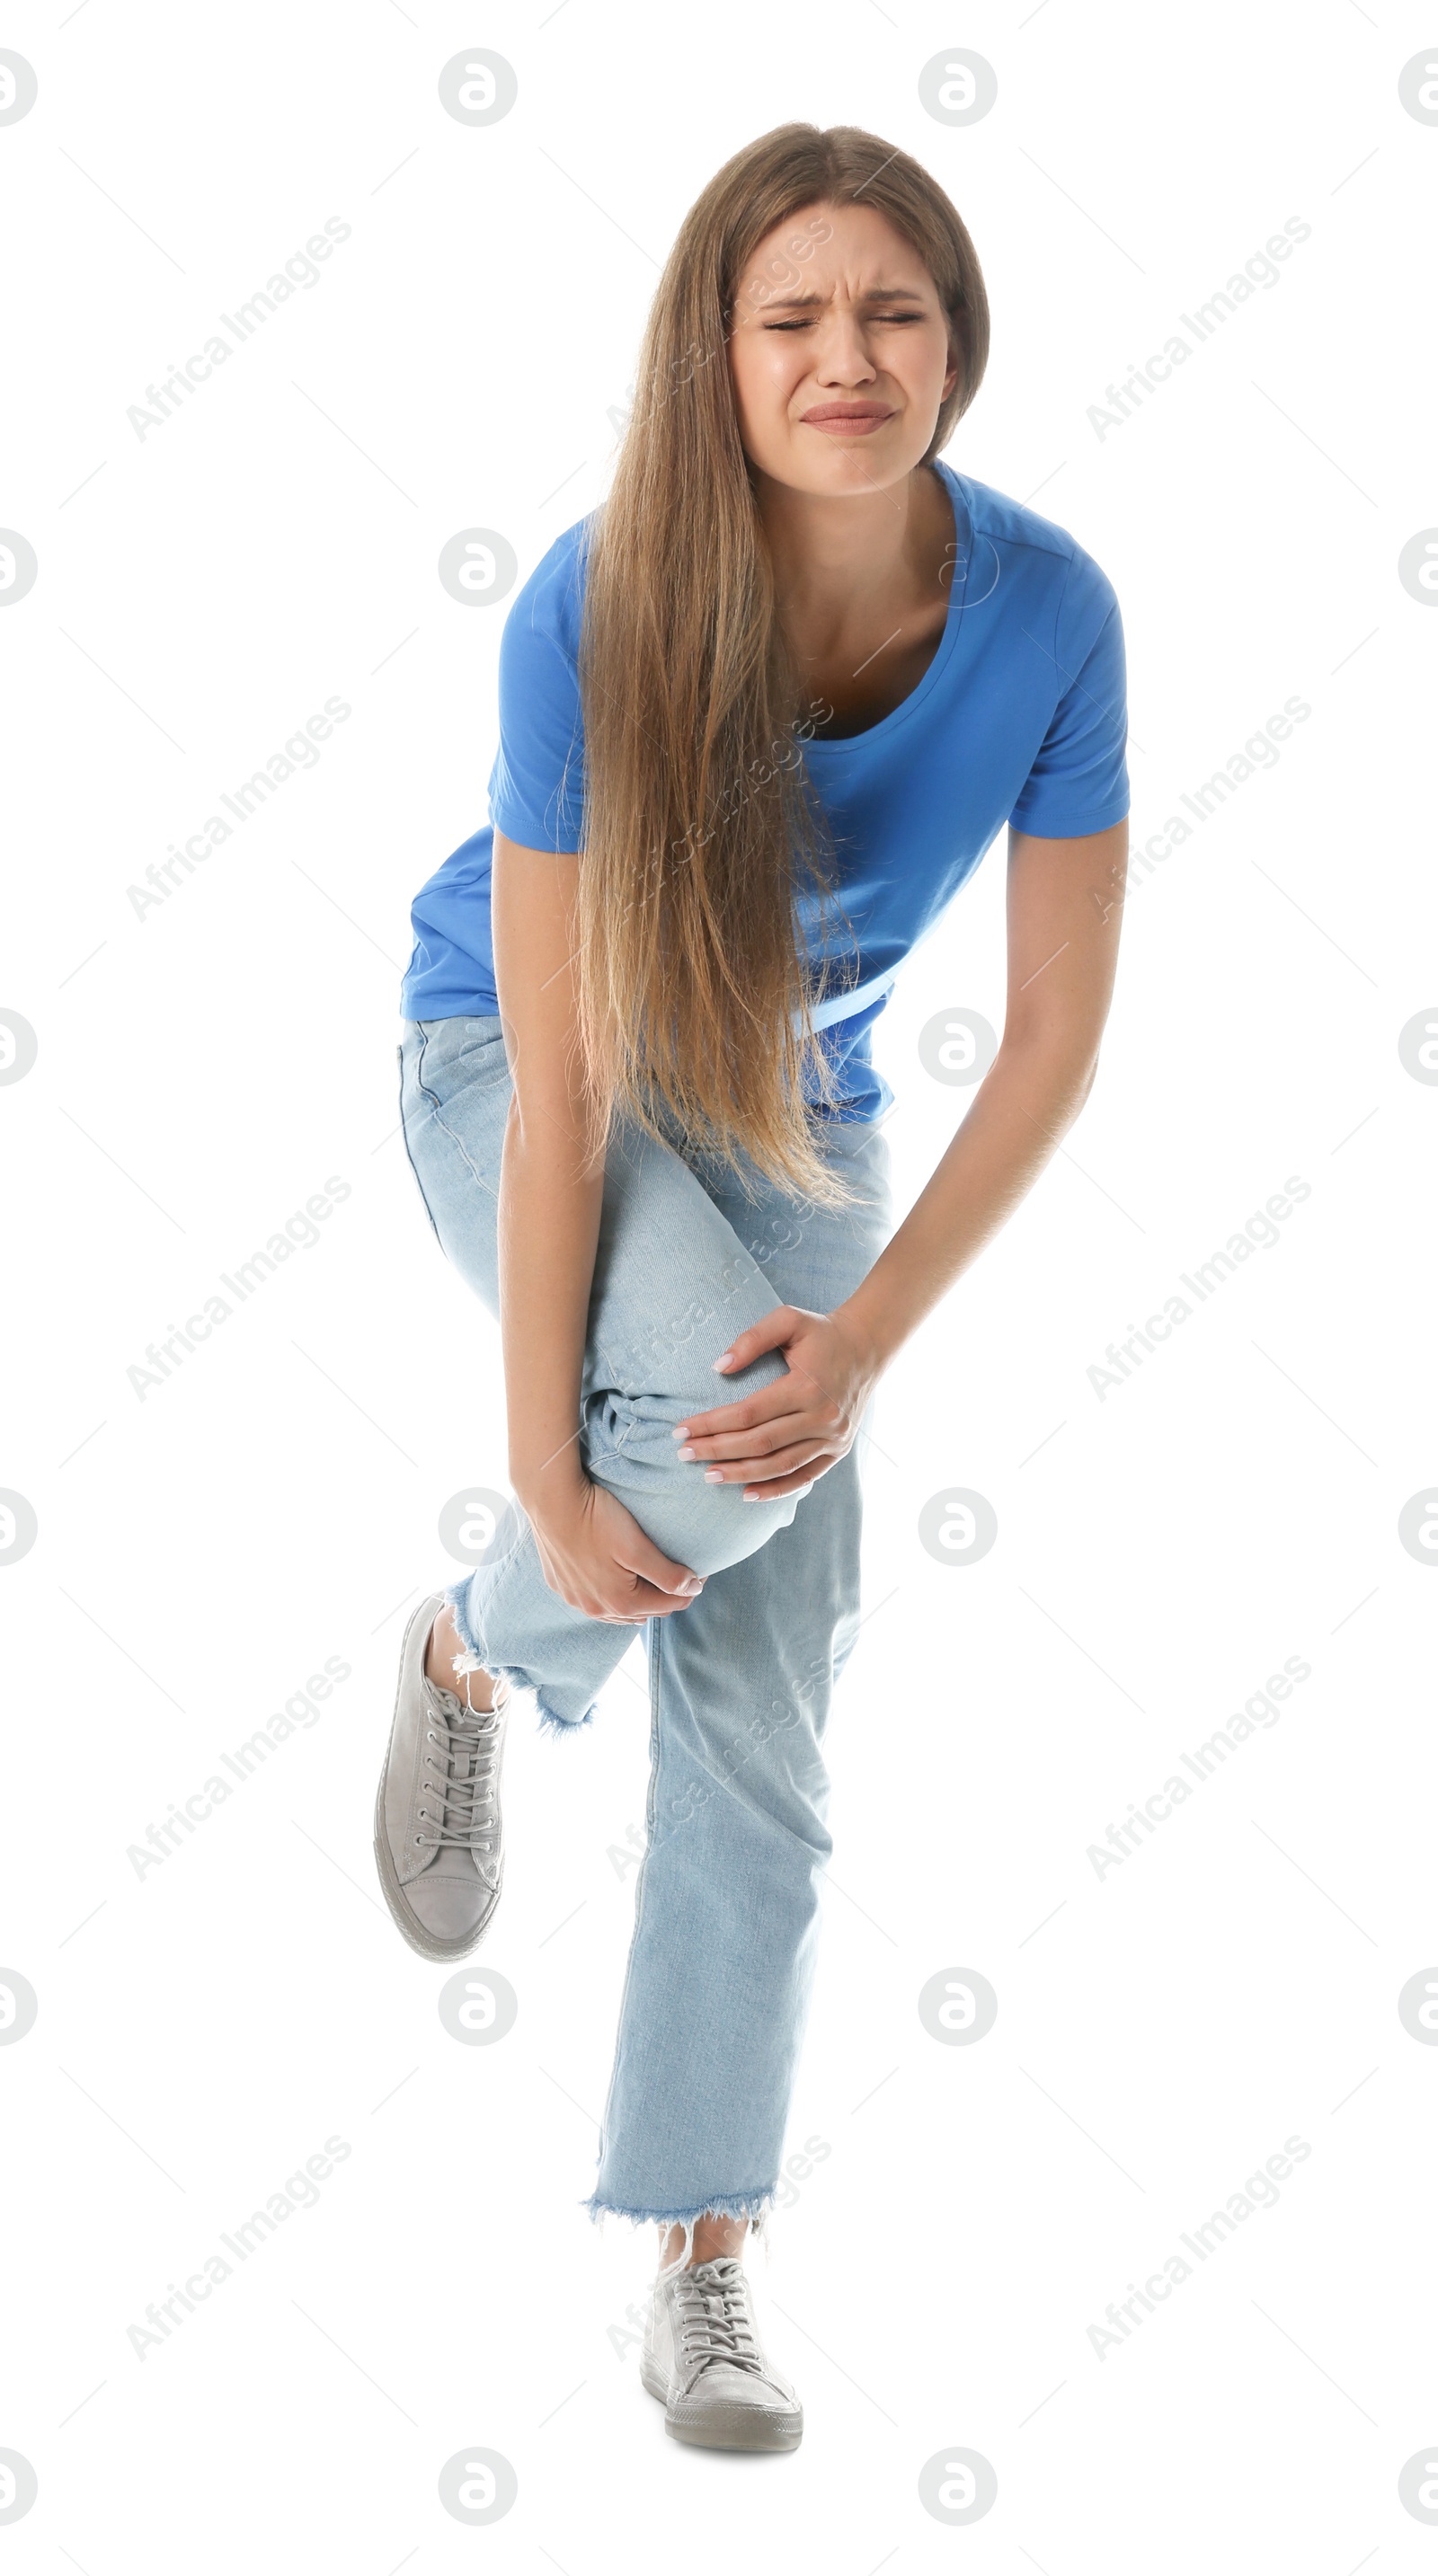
[399,1015,892,2226]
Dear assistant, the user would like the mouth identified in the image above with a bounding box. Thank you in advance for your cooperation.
[800,404,895,436]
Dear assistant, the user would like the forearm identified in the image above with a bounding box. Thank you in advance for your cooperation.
[628,825,1126,1503]
[498,1098,604,1517]
[839,1033,1098,1368]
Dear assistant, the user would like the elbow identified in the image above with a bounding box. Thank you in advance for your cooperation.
[504,1081,606,1180]
[998,1030,1103,1121]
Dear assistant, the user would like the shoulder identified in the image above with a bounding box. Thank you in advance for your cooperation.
[502,509,599,665]
[947,466,1120,633]
[954,468,1108,582]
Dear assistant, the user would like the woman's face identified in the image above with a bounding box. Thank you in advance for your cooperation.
[726,199,958,499]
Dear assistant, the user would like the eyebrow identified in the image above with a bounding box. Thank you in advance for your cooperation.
[752,284,929,312]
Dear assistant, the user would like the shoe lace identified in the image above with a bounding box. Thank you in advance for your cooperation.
[415,1691,503,1858]
[670,2259,763,2376]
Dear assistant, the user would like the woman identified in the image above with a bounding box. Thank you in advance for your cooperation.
[377,121,1128,2453]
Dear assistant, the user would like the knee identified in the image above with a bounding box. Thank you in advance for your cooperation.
[685,1483,803,1580]
[590,1412,803,1566]
[582,1383,802,1578]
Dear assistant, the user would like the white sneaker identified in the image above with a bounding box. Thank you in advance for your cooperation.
[373,1593,508,1960]
[642,2255,803,2451]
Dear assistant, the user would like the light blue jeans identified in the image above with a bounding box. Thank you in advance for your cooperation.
[399,1015,892,2226]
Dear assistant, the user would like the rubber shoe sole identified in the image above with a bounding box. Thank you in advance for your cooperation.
[641,2353,803,2452]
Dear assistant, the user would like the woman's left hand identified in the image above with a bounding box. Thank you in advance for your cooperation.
[672,1304,883,1500]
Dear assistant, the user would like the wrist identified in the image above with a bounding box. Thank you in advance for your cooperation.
[833,1290,896,1379]
[510,1454,589,1528]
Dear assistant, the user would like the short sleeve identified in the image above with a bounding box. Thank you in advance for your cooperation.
[1008,553,1130,838]
[485,544,587,853]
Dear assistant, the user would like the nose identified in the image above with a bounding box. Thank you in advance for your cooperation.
[810,304,879,388]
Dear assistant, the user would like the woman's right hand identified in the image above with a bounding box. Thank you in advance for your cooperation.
[524,1477,705,1624]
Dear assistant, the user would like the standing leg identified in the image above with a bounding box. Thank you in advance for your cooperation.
[590,1446,865,2217]
[590,1117,892,2220]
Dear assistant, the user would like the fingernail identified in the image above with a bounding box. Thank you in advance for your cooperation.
[704,1470,724,1484]
[681,1577,704,1594]
[677,1445,696,1461]
[741,1489,760,1502]
[671,1426,689,1441]
[712,1352,735,1372]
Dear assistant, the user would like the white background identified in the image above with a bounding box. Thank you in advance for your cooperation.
[2,2,1436,2567]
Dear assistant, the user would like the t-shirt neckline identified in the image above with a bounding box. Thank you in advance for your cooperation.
[801,457,970,758]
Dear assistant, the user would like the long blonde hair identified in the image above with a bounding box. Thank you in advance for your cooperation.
[575,122,989,1197]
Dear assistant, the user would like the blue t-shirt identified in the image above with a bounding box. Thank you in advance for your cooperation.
[400,459,1129,1120]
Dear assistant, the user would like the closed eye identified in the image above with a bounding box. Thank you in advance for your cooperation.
[762,313,926,331]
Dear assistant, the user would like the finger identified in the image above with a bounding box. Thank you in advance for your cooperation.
[594,1581,697,1621]
[710,1306,796,1376]
[619,1536,705,1598]
[674,1384,800,1444]
[678,1359,842,1446]
[744,1468,823,1501]
[709,1440,831,1487]
[683,1412,819,1464]
[625,1574,701,1612]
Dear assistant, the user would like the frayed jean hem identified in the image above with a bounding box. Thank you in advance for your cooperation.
[443,1576,484,1659]
[536,1699,598,1739]
[443,1580,599,1737]
[581,2187,776,2230]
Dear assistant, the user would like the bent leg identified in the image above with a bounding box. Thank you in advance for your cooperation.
[401,1021,833,1729]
